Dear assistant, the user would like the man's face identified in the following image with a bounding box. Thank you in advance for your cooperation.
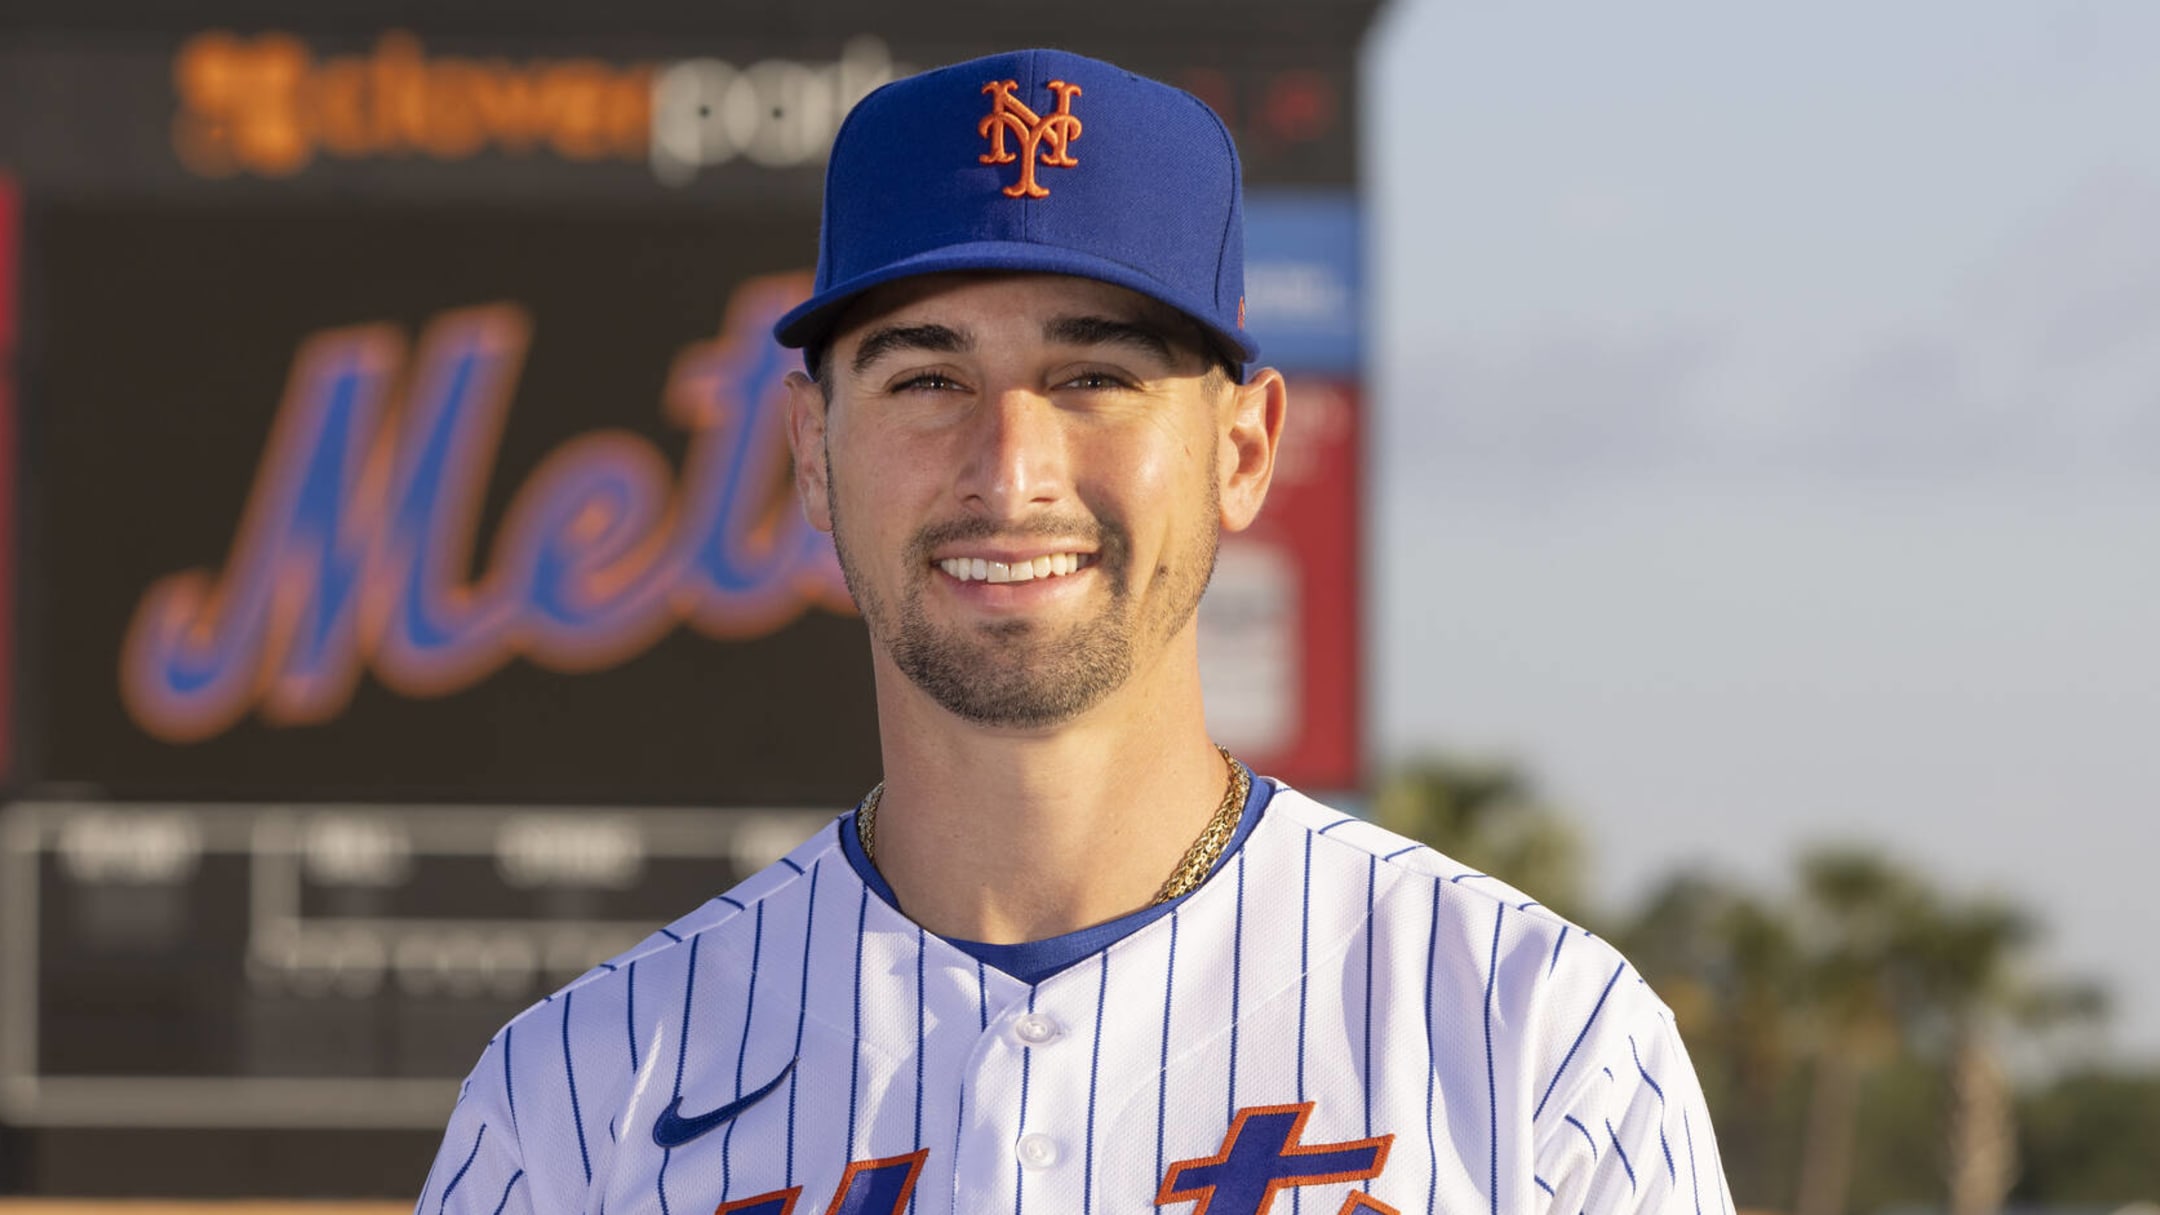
[787,273,1274,730]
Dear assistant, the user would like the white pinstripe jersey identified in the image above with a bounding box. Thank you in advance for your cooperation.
[416,784,1734,1215]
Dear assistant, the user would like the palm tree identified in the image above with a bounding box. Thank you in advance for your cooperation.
[1901,897,2107,1215]
[1789,848,1928,1215]
[1787,850,2105,1215]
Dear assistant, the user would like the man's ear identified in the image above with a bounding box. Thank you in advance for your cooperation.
[784,370,834,533]
[1219,367,1287,533]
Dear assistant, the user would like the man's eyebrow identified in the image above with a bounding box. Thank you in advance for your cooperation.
[849,323,972,375]
[1042,314,1177,364]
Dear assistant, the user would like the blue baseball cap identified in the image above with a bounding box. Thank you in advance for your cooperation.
[773,48,1259,374]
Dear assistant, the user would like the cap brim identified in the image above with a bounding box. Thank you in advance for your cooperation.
[773,240,1261,371]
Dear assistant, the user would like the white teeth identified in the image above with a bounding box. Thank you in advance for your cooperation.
[937,553,1090,583]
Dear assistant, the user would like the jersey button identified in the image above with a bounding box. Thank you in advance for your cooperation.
[1012,1013,1062,1045]
[1016,1133,1061,1170]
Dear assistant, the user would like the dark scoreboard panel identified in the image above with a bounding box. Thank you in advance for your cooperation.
[2,801,828,1126]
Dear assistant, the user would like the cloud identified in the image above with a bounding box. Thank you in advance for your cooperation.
[1380,170,2160,484]
[1381,326,1728,480]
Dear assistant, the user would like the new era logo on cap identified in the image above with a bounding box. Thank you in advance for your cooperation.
[774,48,1258,371]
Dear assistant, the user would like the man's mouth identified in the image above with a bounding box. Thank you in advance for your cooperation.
[936,553,1096,584]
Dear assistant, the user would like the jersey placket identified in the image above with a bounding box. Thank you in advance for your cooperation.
[946,957,1106,1214]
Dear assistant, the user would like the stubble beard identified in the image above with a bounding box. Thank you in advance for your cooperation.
[826,452,1220,730]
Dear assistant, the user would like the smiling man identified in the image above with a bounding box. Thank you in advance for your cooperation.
[415,49,1732,1215]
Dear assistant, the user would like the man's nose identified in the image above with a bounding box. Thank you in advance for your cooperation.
[954,389,1069,516]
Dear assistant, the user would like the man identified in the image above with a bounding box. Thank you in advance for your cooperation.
[416,49,1731,1215]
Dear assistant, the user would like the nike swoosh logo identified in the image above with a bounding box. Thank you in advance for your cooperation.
[651,1059,798,1149]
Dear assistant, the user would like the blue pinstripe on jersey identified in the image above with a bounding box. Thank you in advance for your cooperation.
[1297,832,1313,1102]
[722,902,767,1196]
[1549,926,1570,976]
[1015,986,1039,1215]
[1294,829,1314,1215]
[561,990,592,1183]
[1084,950,1109,1215]
[1483,903,1505,1215]
[1607,1118,1637,1190]
[671,936,702,1099]
[1382,843,1420,863]
[657,932,704,1215]
[1424,880,1441,1215]
[1687,1107,1707,1215]
[1363,855,1375,1139]
[956,958,990,1190]
[501,1028,517,1133]
[1534,960,1626,1119]
[1632,1035,1677,1183]
[625,960,640,1072]
[1228,852,1246,1122]
[914,925,927,1174]
[439,1123,486,1215]
[786,858,820,1187]
[489,1170,524,1215]
[845,885,868,1161]
[1564,1114,1598,1159]
[1156,910,1179,1190]
[953,961,984,1192]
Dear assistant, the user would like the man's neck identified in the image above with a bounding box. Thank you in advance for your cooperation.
[861,652,1230,944]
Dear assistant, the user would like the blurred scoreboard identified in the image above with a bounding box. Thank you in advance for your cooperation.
[0,0,1382,1195]
[2,801,828,1128]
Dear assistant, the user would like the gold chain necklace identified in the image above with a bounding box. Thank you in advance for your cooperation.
[854,744,1251,907]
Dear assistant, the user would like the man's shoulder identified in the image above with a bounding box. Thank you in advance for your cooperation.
[1260,780,1659,1017]
[489,814,849,1040]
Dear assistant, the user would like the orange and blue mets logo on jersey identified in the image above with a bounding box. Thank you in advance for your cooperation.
[977,78,1082,198]
[701,1101,1393,1215]
[1158,1102,1396,1215]
[712,1150,928,1215]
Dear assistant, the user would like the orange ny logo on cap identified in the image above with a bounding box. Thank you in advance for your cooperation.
[977,78,1082,198]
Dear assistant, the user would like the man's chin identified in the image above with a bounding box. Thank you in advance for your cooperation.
[896,644,1129,728]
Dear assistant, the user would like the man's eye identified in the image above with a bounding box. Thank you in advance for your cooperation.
[893,372,961,392]
[1062,371,1131,391]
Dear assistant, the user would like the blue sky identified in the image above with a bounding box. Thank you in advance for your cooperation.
[1362,1,2160,1059]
